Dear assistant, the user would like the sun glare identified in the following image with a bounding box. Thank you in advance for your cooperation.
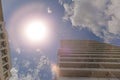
[25,20,48,42]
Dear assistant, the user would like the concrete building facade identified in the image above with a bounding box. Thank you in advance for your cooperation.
[0,1,11,80]
[58,40,120,80]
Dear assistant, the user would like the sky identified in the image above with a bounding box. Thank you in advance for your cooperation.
[1,0,120,80]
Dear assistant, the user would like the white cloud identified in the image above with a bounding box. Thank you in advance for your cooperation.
[36,48,41,52]
[16,48,21,54]
[22,60,30,68]
[107,0,120,35]
[59,0,64,5]
[9,55,52,80]
[10,69,34,80]
[9,68,19,80]
[61,0,120,43]
[14,57,18,61]
[47,7,52,13]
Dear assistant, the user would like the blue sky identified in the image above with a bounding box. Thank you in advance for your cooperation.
[1,0,120,80]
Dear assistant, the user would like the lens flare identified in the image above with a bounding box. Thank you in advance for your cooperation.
[8,3,53,46]
[51,64,59,77]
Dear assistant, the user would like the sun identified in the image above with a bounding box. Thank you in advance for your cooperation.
[24,20,48,42]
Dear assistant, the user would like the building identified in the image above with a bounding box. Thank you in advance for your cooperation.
[0,1,11,80]
[58,40,120,80]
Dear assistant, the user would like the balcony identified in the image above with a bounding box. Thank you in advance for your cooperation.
[3,64,9,72]
[0,41,7,48]
[2,57,8,65]
[0,33,5,39]
[1,49,7,57]
[4,72,8,80]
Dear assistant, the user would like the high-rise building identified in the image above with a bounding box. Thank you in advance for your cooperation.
[0,1,11,80]
[58,40,120,80]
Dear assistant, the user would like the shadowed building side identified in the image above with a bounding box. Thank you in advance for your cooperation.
[58,40,120,80]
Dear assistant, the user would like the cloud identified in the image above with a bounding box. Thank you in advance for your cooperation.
[10,68,33,80]
[9,55,53,80]
[36,48,41,53]
[9,68,19,80]
[47,7,52,13]
[22,60,30,68]
[107,0,120,35]
[61,0,120,43]
[59,0,72,5]
[59,0,64,5]
[16,48,21,54]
